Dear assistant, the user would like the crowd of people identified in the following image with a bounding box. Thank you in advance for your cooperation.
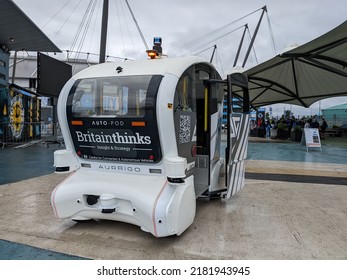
[250,115,328,140]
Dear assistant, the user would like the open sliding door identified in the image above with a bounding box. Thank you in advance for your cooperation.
[225,73,250,199]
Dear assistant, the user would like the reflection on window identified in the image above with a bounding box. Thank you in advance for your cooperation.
[71,76,151,118]
[175,70,196,112]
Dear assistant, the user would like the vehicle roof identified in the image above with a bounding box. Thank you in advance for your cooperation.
[72,56,210,80]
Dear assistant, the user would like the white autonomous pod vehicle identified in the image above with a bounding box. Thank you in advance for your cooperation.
[51,53,250,237]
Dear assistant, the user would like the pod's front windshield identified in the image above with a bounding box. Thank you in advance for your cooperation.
[70,75,152,118]
[66,75,163,163]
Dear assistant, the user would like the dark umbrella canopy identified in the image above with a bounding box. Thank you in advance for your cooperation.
[0,0,60,52]
[244,20,347,108]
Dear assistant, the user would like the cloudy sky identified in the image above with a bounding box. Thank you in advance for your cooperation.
[13,0,347,117]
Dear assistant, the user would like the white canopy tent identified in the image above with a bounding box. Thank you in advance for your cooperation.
[243,20,347,109]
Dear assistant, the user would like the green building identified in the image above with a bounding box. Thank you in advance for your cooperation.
[322,103,347,128]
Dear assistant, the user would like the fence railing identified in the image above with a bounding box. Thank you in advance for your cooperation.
[0,122,62,148]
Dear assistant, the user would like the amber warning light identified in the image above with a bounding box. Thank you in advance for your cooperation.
[146,50,158,59]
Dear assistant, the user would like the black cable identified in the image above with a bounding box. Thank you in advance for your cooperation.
[184,7,264,49]
[43,0,73,28]
[52,0,83,41]
[69,0,94,56]
[266,10,277,55]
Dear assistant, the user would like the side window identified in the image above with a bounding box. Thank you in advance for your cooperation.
[173,65,222,162]
[173,66,198,164]
[174,68,196,112]
[210,82,224,114]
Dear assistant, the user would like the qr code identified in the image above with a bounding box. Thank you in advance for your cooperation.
[179,115,191,143]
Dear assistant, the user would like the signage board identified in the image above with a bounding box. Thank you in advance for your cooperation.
[302,128,322,151]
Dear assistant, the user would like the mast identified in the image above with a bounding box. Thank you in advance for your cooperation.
[210,45,217,63]
[99,0,109,63]
[242,6,267,68]
[233,24,247,67]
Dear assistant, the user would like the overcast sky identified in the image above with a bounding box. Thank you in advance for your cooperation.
[13,0,347,117]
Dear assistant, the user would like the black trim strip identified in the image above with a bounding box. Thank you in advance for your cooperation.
[246,172,347,186]
[55,166,70,172]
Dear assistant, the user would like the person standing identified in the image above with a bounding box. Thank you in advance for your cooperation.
[321,118,328,139]
[265,121,271,140]
[304,119,311,128]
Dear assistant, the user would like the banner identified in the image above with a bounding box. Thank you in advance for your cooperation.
[0,86,41,142]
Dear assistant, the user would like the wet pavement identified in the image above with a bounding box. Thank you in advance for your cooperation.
[0,239,86,260]
[247,140,347,164]
[0,136,346,259]
[0,142,62,185]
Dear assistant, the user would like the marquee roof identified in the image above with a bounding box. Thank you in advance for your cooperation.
[244,20,347,108]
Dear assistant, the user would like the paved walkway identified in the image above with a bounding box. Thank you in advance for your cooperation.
[0,137,346,259]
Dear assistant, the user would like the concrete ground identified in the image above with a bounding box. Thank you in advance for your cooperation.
[0,137,346,259]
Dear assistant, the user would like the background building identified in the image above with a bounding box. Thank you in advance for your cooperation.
[0,47,9,88]
[0,0,61,145]
[322,103,347,128]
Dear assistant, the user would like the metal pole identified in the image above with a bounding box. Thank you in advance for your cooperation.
[225,75,232,188]
[210,45,217,63]
[11,51,18,84]
[99,0,109,63]
[233,24,247,67]
[125,0,149,50]
[242,6,267,68]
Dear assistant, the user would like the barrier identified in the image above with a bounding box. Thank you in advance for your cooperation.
[0,121,62,148]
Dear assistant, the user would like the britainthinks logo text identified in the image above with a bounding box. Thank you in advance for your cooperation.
[75,131,151,145]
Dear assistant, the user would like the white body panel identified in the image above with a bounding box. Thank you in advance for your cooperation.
[50,56,247,237]
[52,57,208,237]
[51,170,195,237]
